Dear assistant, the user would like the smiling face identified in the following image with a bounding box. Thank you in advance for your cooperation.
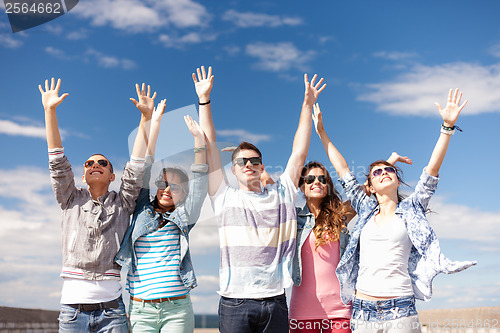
[155,171,187,212]
[82,154,115,186]
[368,162,400,195]
[231,149,264,191]
[301,167,328,201]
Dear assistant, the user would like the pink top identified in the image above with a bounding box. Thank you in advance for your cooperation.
[289,231,351,320]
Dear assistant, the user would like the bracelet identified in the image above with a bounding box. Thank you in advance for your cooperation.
[441,124,462,135]
[198,100,210,105]
[194,146,207,153]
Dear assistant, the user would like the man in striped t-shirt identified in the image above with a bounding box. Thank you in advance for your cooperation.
[194,66,327,333]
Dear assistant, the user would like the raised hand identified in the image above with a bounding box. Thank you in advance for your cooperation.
[152,99,166,123]
[304,74,326,106]
[388,152,413,166]
[312,103,325,135]
[192,66,213,103]
[184,115,205,140]
[130,83,157,119]
[39,78,69,111]
[434,88,468,128]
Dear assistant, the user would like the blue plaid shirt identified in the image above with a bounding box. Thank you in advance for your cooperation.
[336,169,476,305]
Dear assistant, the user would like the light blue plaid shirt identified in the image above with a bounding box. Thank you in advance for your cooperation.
[336,169,476,305]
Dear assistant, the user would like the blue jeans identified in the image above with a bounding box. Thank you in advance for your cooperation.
[129,295,194,333]
[351,296,420,333]
[218,293,289,333]
[58,297,128,333]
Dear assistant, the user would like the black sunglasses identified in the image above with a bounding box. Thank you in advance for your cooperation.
[233,157,262,167]
[155,179,183,193]
[371,166,396,178]
[303,175,327,185]
[84,159,109,168]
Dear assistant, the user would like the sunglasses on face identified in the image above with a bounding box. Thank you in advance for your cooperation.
[303,175,327,185]
[371,166,396,178]
[84,159,109,168]
[155,180,183,193]
[233,157,262,167]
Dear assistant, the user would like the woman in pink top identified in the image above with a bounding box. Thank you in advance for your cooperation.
[288,160,354,333]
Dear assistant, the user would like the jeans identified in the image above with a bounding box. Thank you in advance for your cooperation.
[129,295,194,333]
[351,296,420,333]
[218,293,289,333]
[58,297,128,333]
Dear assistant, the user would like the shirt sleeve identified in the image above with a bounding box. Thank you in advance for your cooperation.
[411,168,439,211]
[338,171,375,216]
[48,149,77,210]
[119,160,145,215]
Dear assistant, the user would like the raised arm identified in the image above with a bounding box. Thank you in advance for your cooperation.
[312,103,350,178]
[130,83,157,159]
[184,115,206,165]
[146,99,166,157]
[193,66,223,196]
[39,78,69,149]
[426,88,467,176]
[285,74,327,187]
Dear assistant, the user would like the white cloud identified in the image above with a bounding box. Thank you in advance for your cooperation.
[428,196,500,244]
[358,62,500,116]
[71,0,210,32]
[85,48,137,70]
[245,42,316,72]
[0,34,23,48]
[222,9,303,28]
[158,32,217,48]
[488,43,500,58]
[223,45,241,56]
[66,28,89,40]
[0,119,47,139]
[45,46,71,60]
[45,47,136,70]
[373,51,418,61]
[217,129,272,145]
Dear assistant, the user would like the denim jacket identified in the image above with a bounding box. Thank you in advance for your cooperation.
[336,169,476,305]
[292,204,350,286]
[49,155,143,280]
[115,162,208,289]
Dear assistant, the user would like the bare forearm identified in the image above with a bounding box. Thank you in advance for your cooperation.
[131,115,150,159]
[318,129,350,178]
[426,132,451,177]
[198,103,216,143]
[45,108,62,149]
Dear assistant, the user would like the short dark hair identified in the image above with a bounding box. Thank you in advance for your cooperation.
[89,153,113,173]
[231,141,262,162]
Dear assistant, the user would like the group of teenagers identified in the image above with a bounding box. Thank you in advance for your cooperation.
[40,66,476,333]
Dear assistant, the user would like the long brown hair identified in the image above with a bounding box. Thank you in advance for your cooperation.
[299,161,347,250]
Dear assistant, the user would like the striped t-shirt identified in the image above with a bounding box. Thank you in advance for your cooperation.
[211,172,298,298]
[126,221,189,300]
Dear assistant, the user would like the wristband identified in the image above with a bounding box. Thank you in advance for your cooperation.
[194,146,207,153]
[441,124,462,135]
[198,100,210,105]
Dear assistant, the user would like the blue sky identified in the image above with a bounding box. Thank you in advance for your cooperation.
[0,0,499,313]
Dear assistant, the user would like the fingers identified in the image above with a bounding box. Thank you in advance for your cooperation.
[448,89,453,103]
[201,66,206,80]
[151,91,157,100]
[147,84,151,97]
[130,98,139,106]
[50,77,55,90]
[59,93,69,102]
[434,102,442,111]
[304,73,309,87]
[207,66,212,78]
[197,68,202,82]
[192,73,198,83]
[141,83,146,96]
[314,77,324,90]
[317,83,327,94]
[458,99,468,112]
[310,74,317,87]
[45,79,49,91]
[55,78,62,92]
[38,85,44,94]
[135,84,141,98]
